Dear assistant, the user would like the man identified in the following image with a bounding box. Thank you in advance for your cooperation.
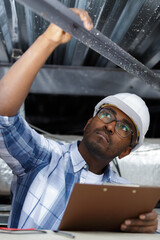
[0,8,158,233]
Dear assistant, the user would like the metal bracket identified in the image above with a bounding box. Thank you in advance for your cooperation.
[16,0,160,91]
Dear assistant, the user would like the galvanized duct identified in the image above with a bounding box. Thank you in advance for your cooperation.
[15,0,160,91]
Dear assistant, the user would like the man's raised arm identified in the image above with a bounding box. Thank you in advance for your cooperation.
[0,9,93,117]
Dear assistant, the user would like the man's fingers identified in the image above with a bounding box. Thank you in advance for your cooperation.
[43,8,93,45]
[139,210,158,221]
[120,211,158,233]
[124,218,158,227]
[70,8,93,30]
[121,224,158,233]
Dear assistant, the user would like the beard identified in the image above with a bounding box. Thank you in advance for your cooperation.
[83,136,109,159]
[82,120,127,161]
[83,123,115,161]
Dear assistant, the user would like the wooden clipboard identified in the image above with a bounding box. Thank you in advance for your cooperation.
[59,183,160,231]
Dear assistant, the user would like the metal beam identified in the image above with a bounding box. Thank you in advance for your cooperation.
[30,67,160,99]
[1,64,160,99]
[16,0,160,90]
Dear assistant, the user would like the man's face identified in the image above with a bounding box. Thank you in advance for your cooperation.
[82,106,137,162]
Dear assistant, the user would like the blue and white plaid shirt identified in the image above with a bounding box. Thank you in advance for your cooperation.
[0,114,129,230]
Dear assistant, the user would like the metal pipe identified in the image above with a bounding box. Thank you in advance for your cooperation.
[16,0,160,91]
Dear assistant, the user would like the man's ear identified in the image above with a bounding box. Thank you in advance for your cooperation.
[83,117,93,131]
[118,146,132,159]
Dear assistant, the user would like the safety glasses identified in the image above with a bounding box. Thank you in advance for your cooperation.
[97,108,134,138]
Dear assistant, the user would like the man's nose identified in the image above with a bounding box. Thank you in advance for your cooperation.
[104,121,116,134]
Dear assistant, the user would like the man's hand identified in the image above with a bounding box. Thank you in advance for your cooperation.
[121,210,158,233]
[43,8,93,46]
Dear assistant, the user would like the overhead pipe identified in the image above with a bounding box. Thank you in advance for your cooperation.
[16,0,160,91]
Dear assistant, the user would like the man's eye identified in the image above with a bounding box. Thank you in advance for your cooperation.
[100,112,112,119]
[118,123,129,132]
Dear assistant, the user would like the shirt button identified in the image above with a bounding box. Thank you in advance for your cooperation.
[84,164,87,169]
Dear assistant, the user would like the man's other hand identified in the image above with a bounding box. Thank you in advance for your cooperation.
[121,210,158,233]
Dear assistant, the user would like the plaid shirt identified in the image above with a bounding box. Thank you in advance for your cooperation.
[0,114,129,230]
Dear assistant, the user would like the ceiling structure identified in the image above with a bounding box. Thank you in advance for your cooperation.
[0,0,160,94]
[0,1,160,64]
[0,0,160,137]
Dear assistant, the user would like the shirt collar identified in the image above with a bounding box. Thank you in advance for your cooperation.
[70,141,112,181]
[103,164,112,182]
[70,141,87,172]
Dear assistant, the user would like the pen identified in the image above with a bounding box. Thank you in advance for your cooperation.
[53,230,75,238]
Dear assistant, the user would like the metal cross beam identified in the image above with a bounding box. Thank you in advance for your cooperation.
[16,0,160,91]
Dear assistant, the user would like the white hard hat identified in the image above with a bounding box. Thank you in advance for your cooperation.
[93,93,150,151]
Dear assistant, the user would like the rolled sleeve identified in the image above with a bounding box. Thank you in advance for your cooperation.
[0,114,51,176]
[0,114,19,128]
